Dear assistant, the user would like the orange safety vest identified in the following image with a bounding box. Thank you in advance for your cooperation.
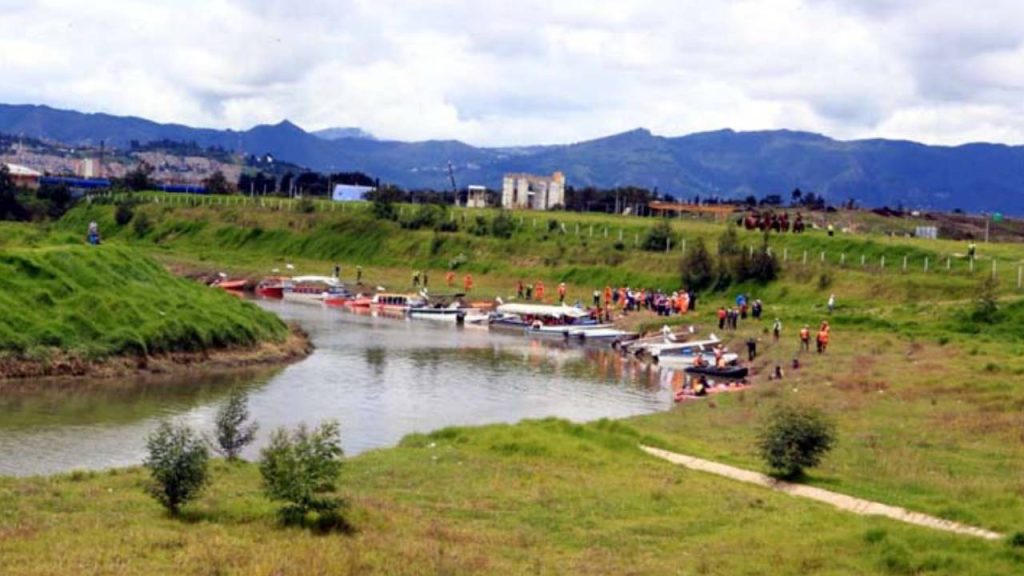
[800,328,810,341]
[717,308,726,319]
[446,271,455,286]
[464,275,473,290]
[604,286,612,304]
[817,330,829,343]
[558,283,566,296]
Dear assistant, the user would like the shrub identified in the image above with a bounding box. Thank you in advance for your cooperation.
[213,389,259,460]
[144,421,210,515]
[757,405,836,479]
[115,202,135,226]
[1008,531,1024,548]
[642,219,674,251]
[491,211,515,239]
[132,211,152,237]
[260,421,345,525]
[371,198,397,221]
[297,198,316,214]
[971,276,999,323]
[680,237,715,292]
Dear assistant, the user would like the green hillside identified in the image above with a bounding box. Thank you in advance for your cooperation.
[0,227,288,361]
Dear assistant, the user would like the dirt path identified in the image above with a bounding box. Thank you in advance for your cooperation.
[639,445,1003,540]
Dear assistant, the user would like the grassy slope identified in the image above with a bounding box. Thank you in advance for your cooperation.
[5,196,1022,572]
[0,223,287,359]
[1,419,1021,575]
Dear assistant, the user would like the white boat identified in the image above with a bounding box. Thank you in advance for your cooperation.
[490,303,606,335]
[633,334,722,358]
[283,276,350,304]
[656,350,739,367]
[408,304,468,323]
[567,328,639,341]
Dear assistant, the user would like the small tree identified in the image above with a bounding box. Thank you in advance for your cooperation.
[260,421,345,525]
[144,421,210,515]
[115,201,135,226]
[642,219,674,251]
[491,210,515,239]
[757,405,836,479]
[123,163,154,191]
[203,170,232,195]
[213,389,259,460]
[972,276,999,324]
[680,237,715,292]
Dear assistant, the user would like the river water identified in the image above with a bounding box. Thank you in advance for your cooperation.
[0,300,684,476]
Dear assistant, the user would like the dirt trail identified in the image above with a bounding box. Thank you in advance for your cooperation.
[640,445,1003,540]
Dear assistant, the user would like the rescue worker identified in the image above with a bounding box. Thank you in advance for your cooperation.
[717,307,727,330]
[816,325,830,354]
[356,265,363,284]
[746,337,757,361]
[604,285,613,307]
[463,273,473,293]
[446,270,456,288]
[799,325,811,352]
[772,318,782,342]
[558,282,567,304]
[535,281,545,302]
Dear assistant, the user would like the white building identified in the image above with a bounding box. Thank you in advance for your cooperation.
[501,172,566,210]
[466,185,488,208]
[331,184,375,201]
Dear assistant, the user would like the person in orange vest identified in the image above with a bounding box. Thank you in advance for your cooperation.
[535,281,545,302]
[799,325,810,352]
[618,287,626,308]
[604,285,613,307]
[717,307,727,330]
[445,270,455,288]
[557,282,567,304]
[816,326,830,354]
[463,273,473,292]
[680,292,690,315]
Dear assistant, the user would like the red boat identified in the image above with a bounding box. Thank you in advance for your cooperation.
[213,279,247,291]
[256,277,286,299]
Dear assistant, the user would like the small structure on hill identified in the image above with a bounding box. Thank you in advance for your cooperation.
[501,172,565,210]
[332,184,376,202]
[3,163,41,189]
[466,185,488,208]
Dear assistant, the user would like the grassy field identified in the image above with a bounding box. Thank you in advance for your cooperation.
[3,195,1024,573]
[2,419,1022,575]
[0,223,288,362]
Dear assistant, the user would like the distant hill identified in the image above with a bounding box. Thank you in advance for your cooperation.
[312,127,376,141]
[2,103,1023,213]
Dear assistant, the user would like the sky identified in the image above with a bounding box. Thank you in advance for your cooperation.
[1,0,1023,146]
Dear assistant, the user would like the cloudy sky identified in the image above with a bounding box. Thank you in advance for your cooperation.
[2,0,1023,146]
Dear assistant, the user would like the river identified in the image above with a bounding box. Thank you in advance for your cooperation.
[0,300,684,476]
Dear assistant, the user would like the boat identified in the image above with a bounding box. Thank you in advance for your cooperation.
[283,276,351,304]
[212,278,247,291]
[567,328,639,342]
[633,334,721,358]
[255,277,286,299]
[371,292,425,311]
[684,365,749,379]
[490,303,608,336]
[409,292,492,324]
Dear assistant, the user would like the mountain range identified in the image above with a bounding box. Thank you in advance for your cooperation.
[2,103,1022,213]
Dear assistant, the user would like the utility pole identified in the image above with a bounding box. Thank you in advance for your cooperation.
[447,161,459,207]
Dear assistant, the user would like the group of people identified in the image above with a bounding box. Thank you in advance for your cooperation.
[740,211,806,233]
[716,294,764,331]
[798,321,832,354]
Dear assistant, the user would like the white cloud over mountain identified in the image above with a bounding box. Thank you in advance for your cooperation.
[1,0,1022,146]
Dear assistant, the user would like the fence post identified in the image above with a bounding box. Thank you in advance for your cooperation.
[681,238,686,253]
[666,238,671,253]
[1018,265,1022,289]
[634,232,639,248]
[619,229,623,241]
[969,258,974,273]
[783,248,788,262]
[589,225,593,236]
[992,259,997,279]
[576,223,580,235]
[861,254,865,266]
[820,251,825,262]
[924,257,928,273]
[903,255,907,271]
[840,253,845,266]
[881,256,885,269]
[947,257,951,271]
[803,251,807,264]
[604,227,608,238]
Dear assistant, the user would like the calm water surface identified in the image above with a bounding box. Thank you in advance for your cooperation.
[0,300,685,476]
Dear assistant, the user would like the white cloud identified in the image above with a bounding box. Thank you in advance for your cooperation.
[1,0,1023,146]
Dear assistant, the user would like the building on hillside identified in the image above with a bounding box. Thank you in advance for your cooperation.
[3,163,41,189]
[466,185,488,208]
[332,184,376,202]
[501,172,565,210]
[77,157,103,179]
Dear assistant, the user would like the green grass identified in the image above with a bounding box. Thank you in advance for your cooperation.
[2,419,1021,575]
[0,227,287,360]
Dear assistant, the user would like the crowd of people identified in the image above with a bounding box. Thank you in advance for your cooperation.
[740,211,807,233]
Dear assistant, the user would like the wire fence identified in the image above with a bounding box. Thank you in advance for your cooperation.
[92,191,1024,290]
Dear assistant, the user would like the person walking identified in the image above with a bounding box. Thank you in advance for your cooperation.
[412,270,420,287]
[772,318,782,342]
[717,307,727,330]
[422,271,429,288]
[752,299,762,320]
[463,273,473,293]
[827,293,836,314]
[816,325,829,354]
[746,337,757,361]
[799,325,810,352]
[356,265,363,284]
[592,289,601,307]
[446,270,456,288]
[558,282,567,304]
[333,263,341,279]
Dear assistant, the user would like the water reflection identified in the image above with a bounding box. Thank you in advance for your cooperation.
[0,301,688,476]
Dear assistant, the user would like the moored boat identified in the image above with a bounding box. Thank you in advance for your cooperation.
[683,365,749,379]
[490,303,606,336]
[256,277,287,299]
[283,276,350,304]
